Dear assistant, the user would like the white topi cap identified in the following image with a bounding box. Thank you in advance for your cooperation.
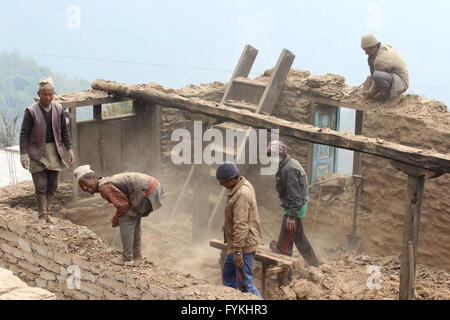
[73,165,95,182]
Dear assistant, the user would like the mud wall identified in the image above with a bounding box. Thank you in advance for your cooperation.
[359,108,450,268]
[0,209,255,300]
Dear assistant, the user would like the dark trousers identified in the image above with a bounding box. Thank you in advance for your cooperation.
[31,169,59,197]
[276,215,320,267]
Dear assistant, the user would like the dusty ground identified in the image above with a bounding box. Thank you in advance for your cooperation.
[1,181,448,300]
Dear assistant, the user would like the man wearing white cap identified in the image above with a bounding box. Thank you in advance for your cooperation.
[74,166,165,265]
[19,78,74,223]
[360,34,409,102]
[267,141,320,268]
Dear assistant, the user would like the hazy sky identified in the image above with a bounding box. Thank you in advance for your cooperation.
[1,0,449,106]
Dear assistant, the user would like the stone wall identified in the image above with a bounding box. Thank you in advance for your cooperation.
[0,209,255,300]
[359,104,450,268]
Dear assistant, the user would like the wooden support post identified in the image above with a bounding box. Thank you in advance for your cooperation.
[353,110,364,175]
[261,263,267,298]
[399,173,425,300]
[93,104,102,121]
[68,107,79,202]
[133,100,161,175]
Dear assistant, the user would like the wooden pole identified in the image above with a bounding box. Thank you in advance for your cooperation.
[69,107,79,202]
[399,174,425,300]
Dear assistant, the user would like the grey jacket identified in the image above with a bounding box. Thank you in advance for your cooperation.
[276,156,309,217]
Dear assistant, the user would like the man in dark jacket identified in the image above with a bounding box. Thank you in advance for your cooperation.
[19,78,74,223]
[74,165,165,265]
[267,141,320,267]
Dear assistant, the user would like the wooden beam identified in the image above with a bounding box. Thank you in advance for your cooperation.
[353,110,364,175]
[57,97,132,109]
[92,79,450,174]
[302,94,372,112]
[399,174,425,300]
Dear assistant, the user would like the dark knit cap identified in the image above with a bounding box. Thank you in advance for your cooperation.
[216,163,240,181]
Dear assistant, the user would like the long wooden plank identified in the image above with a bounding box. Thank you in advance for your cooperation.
[92,79,450,174]
[209,239,296,266]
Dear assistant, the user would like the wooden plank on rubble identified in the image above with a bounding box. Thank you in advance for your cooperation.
[92,79,450,174]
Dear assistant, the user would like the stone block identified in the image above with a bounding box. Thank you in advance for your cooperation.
[126,287,142,300]
[34,254,61,273]
[18,261,41,274]
[0,243,14,255]
[7,220,27,237]
[31,242,48,258]
[0,216,9,229]
[0,229,18,244]
[80,281,104,298]
[35,278,48,289]
[40,271,56,281]
[17,238,32,253]
[27,232,44,244]
[11,246,24,260]
[67,289,88,300]
[103,289,126,300]
[3,253,17,265]
[22,252,36,264]
[54,252,72,266]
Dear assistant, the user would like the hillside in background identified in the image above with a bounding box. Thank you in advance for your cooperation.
[0,52,90,147]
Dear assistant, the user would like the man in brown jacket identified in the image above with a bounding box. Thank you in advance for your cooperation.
[19,78,74,223]
[216,163,262,299]
[361,34,409,102]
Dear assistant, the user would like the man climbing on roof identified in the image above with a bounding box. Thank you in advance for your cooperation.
[361,34,409,102]
[267,141,321,268]
[73,166,165,265]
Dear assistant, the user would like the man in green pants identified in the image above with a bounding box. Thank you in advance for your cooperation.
[267,141,320,267]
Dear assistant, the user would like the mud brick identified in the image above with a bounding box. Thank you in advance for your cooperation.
[7,220,27,237]
[110,271,126,282]
[18,260,41,274]
[35,278,48,289]
[17,238,32,253]
[34,254,61,273]
[3,252,18,265]
[54,252,72,266]
[0,228,18,243]
[46,280,60,293]
[40,271,57,281]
